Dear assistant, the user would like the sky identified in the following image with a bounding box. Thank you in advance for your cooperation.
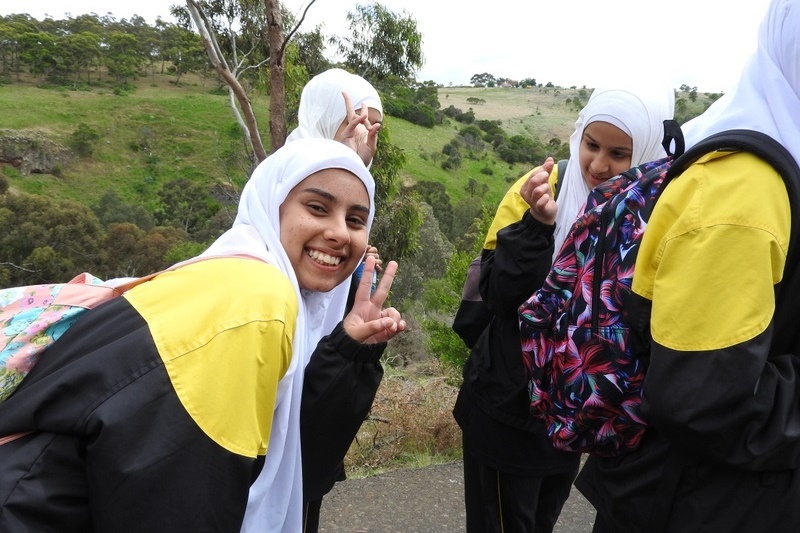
[2,0,774,93]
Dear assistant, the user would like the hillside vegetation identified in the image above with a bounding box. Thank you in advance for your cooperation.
[0,77,585,211]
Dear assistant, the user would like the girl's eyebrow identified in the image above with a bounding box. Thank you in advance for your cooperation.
[584,132,632,152]
[301,186,370,214]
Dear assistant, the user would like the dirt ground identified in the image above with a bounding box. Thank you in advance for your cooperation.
[318,461,596,533]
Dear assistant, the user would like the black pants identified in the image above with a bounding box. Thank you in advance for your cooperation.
[303,499,323,533]
[463,444,579,533]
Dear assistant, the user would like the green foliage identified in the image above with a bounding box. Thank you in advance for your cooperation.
[154,178,220,238]
[470,72,495,87]
[370,120,406,208]
[336,2,424,83]
[161,24,206,85]
[410,181,453,236]
[420,315,469,375]
[383,97,437,128]
[0,193,104,285]
[369,191,423,266]
[164,241,207,264]
[289,27,331,79]
[68,123,101,157]
[105,32,146,83]
[450,196,483,245]
[92,190,155,230]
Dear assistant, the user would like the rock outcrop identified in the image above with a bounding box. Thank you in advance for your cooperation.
[0,129,73,175]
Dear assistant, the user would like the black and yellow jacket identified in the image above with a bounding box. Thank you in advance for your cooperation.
[452,162,563,350]
[0,257,382,532]
[453,161,579,476]
[576,150,800,531]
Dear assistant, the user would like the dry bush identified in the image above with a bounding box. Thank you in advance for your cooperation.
[344,366,462,477]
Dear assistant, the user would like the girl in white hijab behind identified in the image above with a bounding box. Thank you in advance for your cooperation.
[287,68,383,168]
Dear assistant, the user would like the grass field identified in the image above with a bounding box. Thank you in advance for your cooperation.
[1,75,269,209]
[0,76,588,215]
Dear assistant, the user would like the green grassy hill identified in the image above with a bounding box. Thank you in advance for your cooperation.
[0,75,268,209]
[0,76,711,219]
[0,76,585,215]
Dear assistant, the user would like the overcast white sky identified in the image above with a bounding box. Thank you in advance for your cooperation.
[2,0,774,92]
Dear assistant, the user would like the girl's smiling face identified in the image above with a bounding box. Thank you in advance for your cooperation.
[579,121,633,188]
[279,168,370,292]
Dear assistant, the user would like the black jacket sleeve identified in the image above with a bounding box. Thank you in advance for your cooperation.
[452,256,492,349]
[300,322,385,500]
[480,210,556,319]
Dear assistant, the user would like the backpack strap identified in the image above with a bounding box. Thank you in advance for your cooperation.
[661,119,685,158]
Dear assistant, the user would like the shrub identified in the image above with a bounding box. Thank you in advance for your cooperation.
[345,369,461,476]
[68,123,100,157]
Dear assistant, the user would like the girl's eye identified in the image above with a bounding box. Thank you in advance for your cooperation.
[347,216,367,227]
[307,203,327,214]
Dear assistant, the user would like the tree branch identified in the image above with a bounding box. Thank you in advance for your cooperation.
[186,0,267,162]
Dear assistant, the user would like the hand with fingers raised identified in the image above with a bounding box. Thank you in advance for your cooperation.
[520,157,558,225]
[336,91,382,167]
[343,255,406,344]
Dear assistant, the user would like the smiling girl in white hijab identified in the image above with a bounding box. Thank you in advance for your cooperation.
[0,137,405,533]
[198,137,403,532]
[551,85,675,255]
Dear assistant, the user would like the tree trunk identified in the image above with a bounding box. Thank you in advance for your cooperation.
[186,0,268,162]
[266,0,286,153]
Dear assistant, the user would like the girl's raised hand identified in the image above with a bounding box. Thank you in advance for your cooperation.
[343,255,406,344]
[337,91,382,166]
[520,157,557,225]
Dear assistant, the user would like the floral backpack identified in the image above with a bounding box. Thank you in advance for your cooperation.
[518,128,800,456]
[0,273,141,403]
[0,255,255,404]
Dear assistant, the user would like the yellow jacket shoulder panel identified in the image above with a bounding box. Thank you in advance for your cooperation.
[125,258,298,457]
[634,151,790,351]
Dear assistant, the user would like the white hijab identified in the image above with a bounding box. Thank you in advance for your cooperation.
[681,0,800,167]
[553,85,675,256]
[197,138,375,533]
[285,68,383,144]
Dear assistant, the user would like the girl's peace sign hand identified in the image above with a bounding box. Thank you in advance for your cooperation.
[337,91,382,166]
[343,255,406,344]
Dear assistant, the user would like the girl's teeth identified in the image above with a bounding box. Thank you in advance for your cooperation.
[308,250,341,265]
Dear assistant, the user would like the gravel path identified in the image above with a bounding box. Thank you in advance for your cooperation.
[318,461,596,533]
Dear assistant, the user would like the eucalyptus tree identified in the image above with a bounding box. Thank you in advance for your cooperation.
[334,2,423,84]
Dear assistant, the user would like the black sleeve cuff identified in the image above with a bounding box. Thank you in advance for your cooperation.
[324,322,386,363]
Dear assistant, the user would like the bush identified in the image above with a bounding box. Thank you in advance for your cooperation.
[68,123,100,157]
[384,97,436,128]
[345,369,461,476]
[422,315,470,377]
